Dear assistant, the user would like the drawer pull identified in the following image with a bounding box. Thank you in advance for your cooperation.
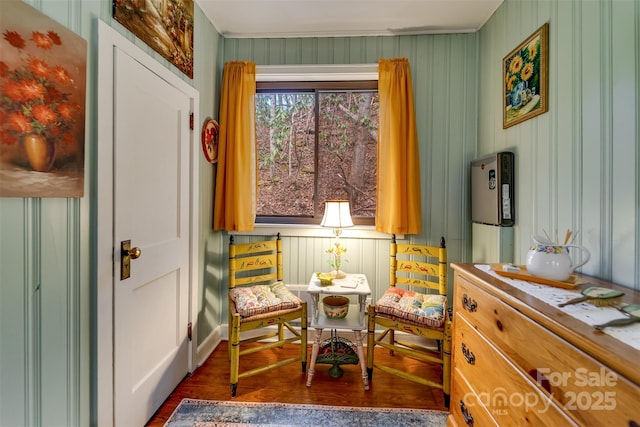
[462,293,477,312]
[460,400,474,426]
[529,368,551,393]
[461,342,476,364]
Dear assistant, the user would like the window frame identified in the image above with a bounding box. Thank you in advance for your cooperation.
[244,64,384,237]
[255,80,378,226]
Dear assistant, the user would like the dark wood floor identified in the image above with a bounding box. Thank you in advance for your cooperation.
[146,341,447,426]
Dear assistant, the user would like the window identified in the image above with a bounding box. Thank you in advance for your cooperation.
[256,80,378,225]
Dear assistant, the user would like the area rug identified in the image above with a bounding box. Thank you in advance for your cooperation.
[164,399,448,427]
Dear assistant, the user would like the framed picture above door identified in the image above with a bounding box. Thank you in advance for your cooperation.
[113,0,194,78]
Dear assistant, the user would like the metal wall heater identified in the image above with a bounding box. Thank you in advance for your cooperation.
[471,152,515,226]
[471,152,515,263]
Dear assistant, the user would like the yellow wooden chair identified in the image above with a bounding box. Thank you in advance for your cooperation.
[228,234,307,397]
[367,235,451,407]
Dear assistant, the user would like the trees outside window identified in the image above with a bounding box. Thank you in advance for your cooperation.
[256,81,378,225]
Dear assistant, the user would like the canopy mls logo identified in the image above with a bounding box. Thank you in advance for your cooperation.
[462,367,619,416]
[536,367,618,388]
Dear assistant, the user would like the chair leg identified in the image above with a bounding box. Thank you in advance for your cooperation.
[366,305,375,381]
[230,315,240,397]
[301,305,308,373]
[230,383,238,398]
[442,318,453,409]
[278,322,284,348]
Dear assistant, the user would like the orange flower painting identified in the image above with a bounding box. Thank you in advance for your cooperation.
[0,0,87,197]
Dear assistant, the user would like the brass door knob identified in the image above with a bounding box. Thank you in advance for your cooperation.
[128,247,141,259]
[121,240,141,280]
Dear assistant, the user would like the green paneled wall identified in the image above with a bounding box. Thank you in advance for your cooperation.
[1,0,639,425]
[221,33,479,310]
[477,0,640,289]
[0,1,220,426]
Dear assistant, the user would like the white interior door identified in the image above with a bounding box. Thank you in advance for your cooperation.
[113,48,191,426]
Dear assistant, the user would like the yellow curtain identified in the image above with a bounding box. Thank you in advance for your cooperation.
[213,61,257,231]
[376,58,422,235]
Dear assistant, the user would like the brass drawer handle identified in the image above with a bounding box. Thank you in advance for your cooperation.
[460,400,474,426]
[462,293,477,312]
[461,342,476,365]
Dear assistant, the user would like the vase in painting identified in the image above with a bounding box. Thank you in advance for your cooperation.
[23,133,55,172]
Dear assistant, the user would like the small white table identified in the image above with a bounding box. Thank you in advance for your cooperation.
[306,273,370,390]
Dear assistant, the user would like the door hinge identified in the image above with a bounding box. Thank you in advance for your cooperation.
[187,322,192,341]
[189,112,194,130]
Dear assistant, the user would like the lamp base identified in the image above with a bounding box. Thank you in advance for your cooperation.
[332,270,346,279]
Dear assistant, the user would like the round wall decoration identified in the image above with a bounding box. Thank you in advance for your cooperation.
[201,118,219,163]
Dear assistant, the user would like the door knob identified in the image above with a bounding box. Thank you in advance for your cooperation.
[121,240,141,280]
[127,246,142,259]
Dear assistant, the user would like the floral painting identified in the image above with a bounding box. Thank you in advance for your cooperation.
[503,23,548,128]
[0,0,87,197]
[113,0,194,78]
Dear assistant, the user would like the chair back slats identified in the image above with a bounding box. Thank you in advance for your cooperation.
[395,276,438,291]
[396,259,439,276]
[396,243,440,258]
[229,235,283,290]
[232,239,278,256]
[232,272,279,287]
[390,236,447,296]
[234,253,278,272]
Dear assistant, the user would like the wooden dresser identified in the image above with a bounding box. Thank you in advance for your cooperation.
[448,263,640,427]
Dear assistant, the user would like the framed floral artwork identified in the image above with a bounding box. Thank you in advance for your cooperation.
[503,23,549,128]
[113,0,194,79]
[0,0,87,197]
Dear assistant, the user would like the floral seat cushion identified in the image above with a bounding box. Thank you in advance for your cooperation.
[375,287,446,328]
[230,281,302,318]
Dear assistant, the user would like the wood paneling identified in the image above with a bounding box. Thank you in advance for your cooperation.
[0,2,216,426]
[477,0,640,289]
[223,32,478,304]
[1,0,639,425]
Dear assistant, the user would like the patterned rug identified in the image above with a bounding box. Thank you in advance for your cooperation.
[164,399,448,427]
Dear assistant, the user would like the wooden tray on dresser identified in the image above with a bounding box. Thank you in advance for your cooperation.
[490,263,588,289]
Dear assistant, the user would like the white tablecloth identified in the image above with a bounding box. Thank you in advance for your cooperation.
[474,264,640,351]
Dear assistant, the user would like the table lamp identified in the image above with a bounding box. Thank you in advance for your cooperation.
[320,200,353,278]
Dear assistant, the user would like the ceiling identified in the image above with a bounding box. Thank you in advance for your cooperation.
[195,0,504,39]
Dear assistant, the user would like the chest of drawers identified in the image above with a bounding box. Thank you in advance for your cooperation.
[448,263,640,427]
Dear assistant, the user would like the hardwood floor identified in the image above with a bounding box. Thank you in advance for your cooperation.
[146,341,447,426]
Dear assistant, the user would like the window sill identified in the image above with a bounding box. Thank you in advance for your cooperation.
[230,224,400,240]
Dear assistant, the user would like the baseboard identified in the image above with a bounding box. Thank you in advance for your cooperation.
[197,326,223,366]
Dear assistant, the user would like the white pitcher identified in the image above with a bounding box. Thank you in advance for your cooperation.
[526,242,590,282]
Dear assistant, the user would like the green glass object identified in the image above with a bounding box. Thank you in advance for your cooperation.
[594,304,640,330]
[558,286,624,307]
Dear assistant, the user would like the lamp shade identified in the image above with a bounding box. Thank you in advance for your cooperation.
[320,200,354,228]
